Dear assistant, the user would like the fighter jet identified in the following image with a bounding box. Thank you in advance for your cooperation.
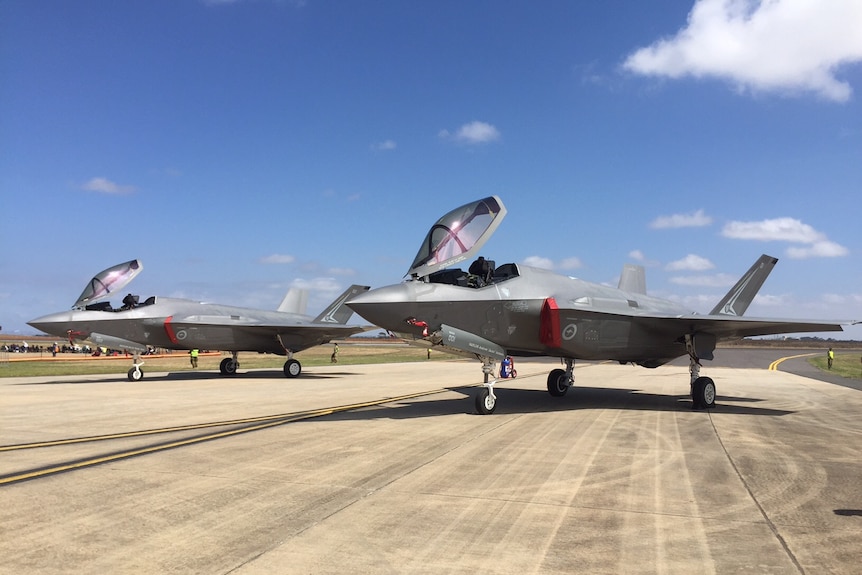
[28,259,371,381]
[347,196,846,414]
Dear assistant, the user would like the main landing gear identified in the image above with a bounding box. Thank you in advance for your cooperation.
[473,357,577,415]
[283,356,301,378]
[218,352,303,378]
[219,352,240,376]
[686,335,716,410]
[547,358,575,397]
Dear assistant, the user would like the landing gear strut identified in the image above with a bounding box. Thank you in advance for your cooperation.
[686,334,716,410]
[474,357,498,415]
[127,351,144,381]
[220,352,240,376]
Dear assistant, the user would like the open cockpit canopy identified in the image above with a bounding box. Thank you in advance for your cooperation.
[407,196,507,279]
[73,259,143,308]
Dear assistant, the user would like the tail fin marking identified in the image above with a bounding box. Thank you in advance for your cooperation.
[709,255,778,316]
[313,285,370,324]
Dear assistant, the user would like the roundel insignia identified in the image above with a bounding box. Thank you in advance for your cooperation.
[562,323,578,341]
[176,330,188,341]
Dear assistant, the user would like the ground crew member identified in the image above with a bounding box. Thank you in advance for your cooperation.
[827,347,834,369]
[189,348,199,368]
[331,343,339,363]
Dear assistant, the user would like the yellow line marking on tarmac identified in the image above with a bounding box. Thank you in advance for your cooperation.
[768,353,819,371]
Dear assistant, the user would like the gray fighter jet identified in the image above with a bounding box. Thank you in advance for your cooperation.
[347,196,846,414]
[28,259,370,381]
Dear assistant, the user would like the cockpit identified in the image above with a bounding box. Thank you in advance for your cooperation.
[83,294,156,312]
[427,259,520,288]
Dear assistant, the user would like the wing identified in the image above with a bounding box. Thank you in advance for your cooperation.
[165,315,373,354]
[660,314,844,340]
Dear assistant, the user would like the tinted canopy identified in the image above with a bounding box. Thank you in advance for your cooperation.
[407,196,507,279]
[73,259,143,308]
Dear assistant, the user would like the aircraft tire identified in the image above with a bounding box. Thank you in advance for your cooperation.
[127,367,143,382]
[284,359,301,378]
[220,357,239,376]
[475,388,497,415]
[547,369,569,397]
[691,376,716,410]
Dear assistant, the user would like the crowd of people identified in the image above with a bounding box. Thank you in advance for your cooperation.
[1,342,91,355]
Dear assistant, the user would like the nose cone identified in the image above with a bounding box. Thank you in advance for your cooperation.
[27,311,79,338]
[346,283,414,331]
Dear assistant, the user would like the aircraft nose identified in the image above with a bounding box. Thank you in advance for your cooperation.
[346,284,412,329]
[27,311,75,337]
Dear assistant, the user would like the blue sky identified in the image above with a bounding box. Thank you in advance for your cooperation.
[2,0,860,340]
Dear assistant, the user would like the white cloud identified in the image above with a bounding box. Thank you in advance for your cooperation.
[521,256,582,271]
[522,256,554,270]
[623,0,862,102]
[786,240,849,259]
[722,217,821,242]
[650,209,712,229]
[372,140,397,151]
[666,254,715,271]
[327,267,356,276]
[80,177,136,195]
[439,121,501,144]
[559,257,583,270]
[670,273,736,287]
[722,217,848,258]
[259,254,296,264]
[290,277,342,295]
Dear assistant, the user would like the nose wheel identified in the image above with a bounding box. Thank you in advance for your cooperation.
[127,352,144,381]
[474,357,498,414]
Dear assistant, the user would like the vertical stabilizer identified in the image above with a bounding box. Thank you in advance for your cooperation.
[618,263,646,295]
[277,288,308,315]
[313,285,370,324]
[709,255,778,316]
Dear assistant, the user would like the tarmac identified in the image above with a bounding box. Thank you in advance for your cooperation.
[2,351,861,574]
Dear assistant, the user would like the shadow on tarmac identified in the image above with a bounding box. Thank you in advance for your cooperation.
[321,386,795,421]
[10,369,363,385]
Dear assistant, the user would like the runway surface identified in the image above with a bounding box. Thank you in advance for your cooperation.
[2,349,861,574]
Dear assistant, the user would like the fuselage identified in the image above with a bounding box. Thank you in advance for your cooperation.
[28,297,317,355]
[348,264,694,366]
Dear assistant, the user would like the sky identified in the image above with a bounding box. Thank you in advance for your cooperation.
[1,0,861,341]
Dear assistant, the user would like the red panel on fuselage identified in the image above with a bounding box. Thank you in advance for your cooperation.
[164,316,178,345]
[539,297,561,349]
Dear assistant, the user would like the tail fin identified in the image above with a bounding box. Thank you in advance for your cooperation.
[618,263,646,294]
[313,285,370,324]
[277,288,308,314]
[709,254,778,316]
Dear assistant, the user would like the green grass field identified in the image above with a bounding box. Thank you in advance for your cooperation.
[808,353,862,380]
[0,344,452,378]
